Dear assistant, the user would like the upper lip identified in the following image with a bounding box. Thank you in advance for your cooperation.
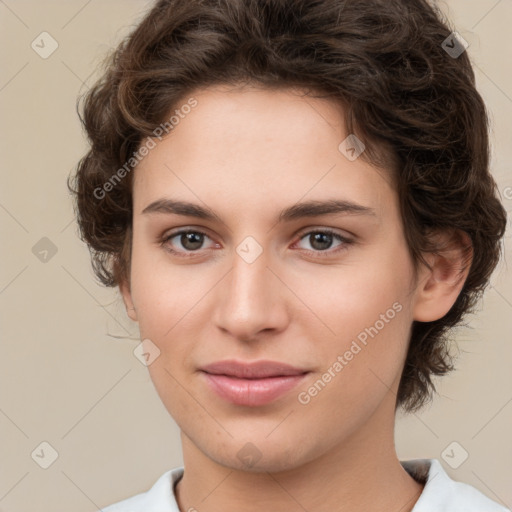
[200,359,308,379]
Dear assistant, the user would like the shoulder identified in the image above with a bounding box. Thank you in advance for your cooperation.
[100,467,184,512]
[402,458,510,512]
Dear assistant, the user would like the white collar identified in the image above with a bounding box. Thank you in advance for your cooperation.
[104,459,509,511]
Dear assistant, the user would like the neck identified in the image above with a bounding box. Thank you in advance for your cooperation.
[174,396,424,512]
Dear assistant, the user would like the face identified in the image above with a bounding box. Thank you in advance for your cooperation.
[122,85,426,472]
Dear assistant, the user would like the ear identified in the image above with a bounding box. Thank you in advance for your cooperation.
[413,229,473,322]
[119,278,138,322]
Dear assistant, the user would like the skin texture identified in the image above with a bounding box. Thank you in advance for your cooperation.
[120,85,471,512]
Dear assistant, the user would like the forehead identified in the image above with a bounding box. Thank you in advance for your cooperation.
[132,85,395,220]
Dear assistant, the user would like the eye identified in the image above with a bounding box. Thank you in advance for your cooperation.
[160,229,217,257]
[294,229,353,256]
[159,227,353,259]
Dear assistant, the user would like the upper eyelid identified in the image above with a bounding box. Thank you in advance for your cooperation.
[295,226,353,239]
[163,225,352,239]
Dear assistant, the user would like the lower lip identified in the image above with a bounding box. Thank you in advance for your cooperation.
[202,372,308,407]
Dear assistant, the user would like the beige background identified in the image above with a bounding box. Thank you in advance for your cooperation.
[0,1,510,511]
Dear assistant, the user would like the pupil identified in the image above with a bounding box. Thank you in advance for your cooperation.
[311,232,332,251]
[182,232,203,250]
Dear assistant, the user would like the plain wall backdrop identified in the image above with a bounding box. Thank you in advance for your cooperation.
[0,1,511,511]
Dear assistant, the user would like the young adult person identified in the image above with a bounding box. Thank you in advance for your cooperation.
[70,0,509,510]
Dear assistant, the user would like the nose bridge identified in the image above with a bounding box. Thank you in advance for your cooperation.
[213,237,287,339]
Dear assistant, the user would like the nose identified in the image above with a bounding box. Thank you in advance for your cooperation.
[212,243,290,342]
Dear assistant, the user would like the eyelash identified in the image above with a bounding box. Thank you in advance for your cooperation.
[159,228,354,259]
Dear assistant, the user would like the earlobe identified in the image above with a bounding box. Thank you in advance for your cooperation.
[413,230,473,323]
[119,279,138,322]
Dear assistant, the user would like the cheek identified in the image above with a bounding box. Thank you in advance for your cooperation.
[299,242,414,391]
[293,293,411,438]
[302,244,412,338]
[129,240,201,335]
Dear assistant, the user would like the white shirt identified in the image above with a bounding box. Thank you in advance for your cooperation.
[101,458,510,511]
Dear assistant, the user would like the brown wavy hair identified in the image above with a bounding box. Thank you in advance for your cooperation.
[69,0,507,413]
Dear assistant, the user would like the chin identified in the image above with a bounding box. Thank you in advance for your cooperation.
[218,451,305,474]
[203,435,318,475]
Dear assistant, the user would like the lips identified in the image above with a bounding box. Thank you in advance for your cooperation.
[200,359,308,379]
[200,359,309,407]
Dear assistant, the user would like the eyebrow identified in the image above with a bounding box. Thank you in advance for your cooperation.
[141,198,376,222]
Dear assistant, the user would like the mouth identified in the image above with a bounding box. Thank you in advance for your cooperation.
[199,359,310,407]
